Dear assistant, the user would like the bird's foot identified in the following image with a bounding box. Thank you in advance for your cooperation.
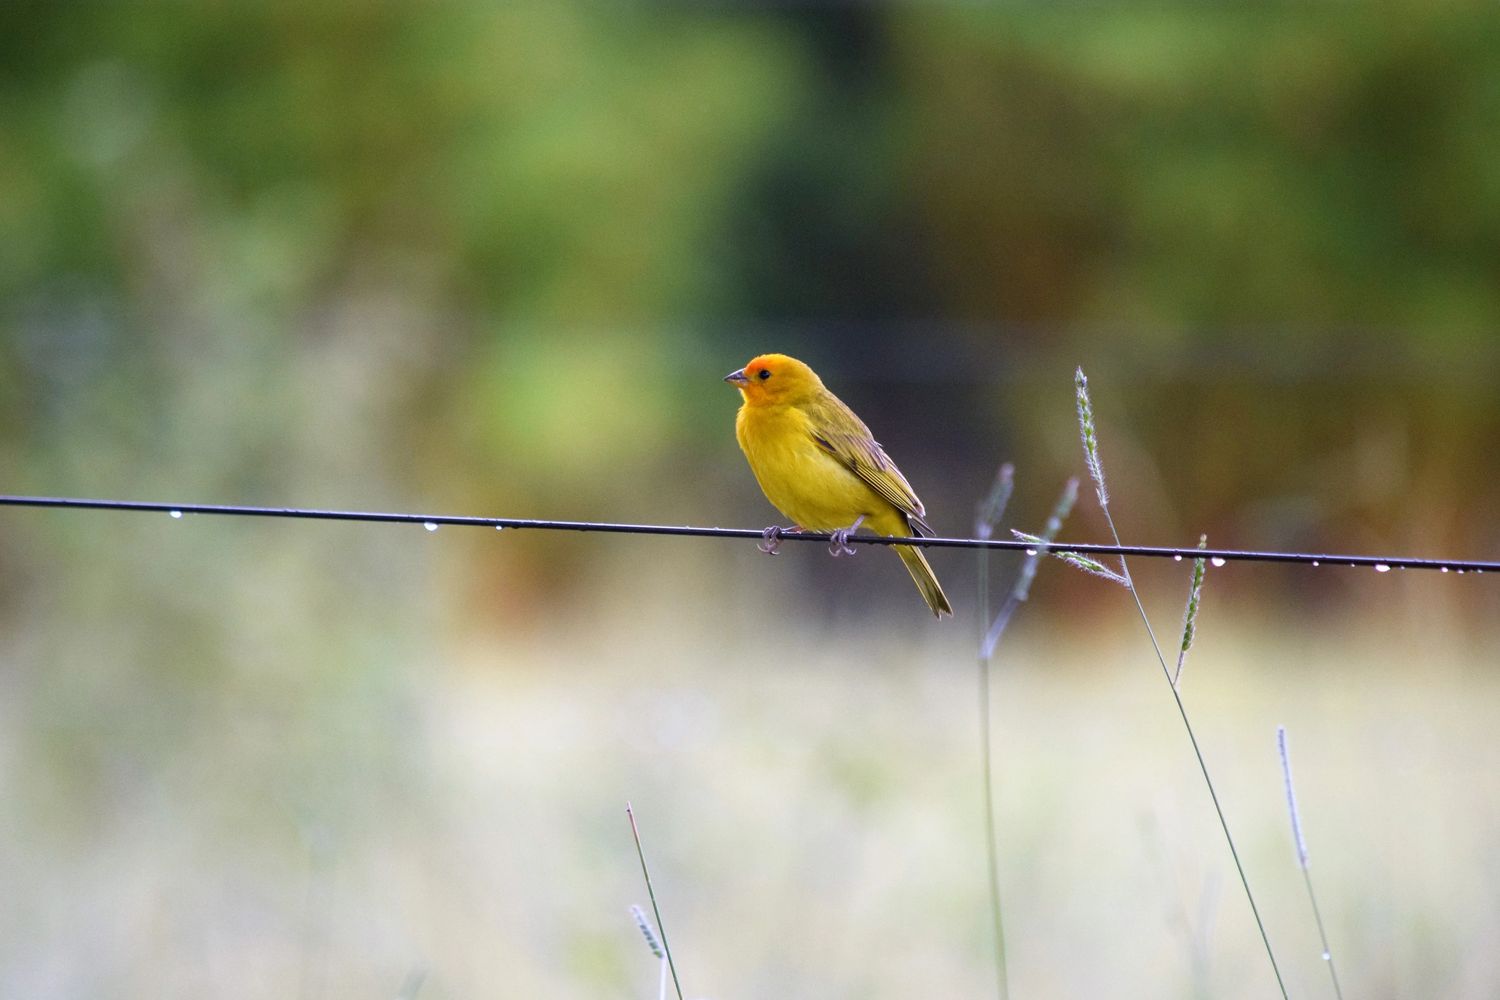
[759,525,806,555]
[828,515,866,557]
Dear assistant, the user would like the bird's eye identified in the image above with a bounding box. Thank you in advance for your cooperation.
[758,369,771,380]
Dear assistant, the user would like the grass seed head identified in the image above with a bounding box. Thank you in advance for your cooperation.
[1174,534,1209,687]
[975,462,1015,540]
[1075,367,1108,509]
[631,904,666,959]
[1013,530,1129,587]
[1276,726,1310,869]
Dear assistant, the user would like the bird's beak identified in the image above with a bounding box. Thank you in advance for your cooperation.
[723,368,750,385]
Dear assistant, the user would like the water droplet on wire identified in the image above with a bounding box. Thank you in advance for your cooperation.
[1210,556,1226,567]
[169,510,182,519]
[1375,563,1391,573]
[1173,554,1183,562]
[423,522,438,532]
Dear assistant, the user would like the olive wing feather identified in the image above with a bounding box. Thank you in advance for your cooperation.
[805,394,935,537]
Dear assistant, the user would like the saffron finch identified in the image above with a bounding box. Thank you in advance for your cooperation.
[725,353,953,618]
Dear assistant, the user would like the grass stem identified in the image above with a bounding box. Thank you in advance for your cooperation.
[1101,507,1289,998]
[1075,366,1287,998]
[626,803,684,1000]
[1278,726,1345,1000]
[974,469,1077,1000]
[975,463,1014,1000]
[976,618,1010,1000]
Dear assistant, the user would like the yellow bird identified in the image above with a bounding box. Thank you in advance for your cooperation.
[725,353,953,618]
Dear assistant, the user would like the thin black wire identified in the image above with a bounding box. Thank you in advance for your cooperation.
[1,494,1496,574]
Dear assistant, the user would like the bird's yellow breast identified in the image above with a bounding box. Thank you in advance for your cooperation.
[735,402,895,532]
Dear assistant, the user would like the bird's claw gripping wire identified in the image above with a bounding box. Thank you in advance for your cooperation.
[829,515,865,557]
[759,524,808,555]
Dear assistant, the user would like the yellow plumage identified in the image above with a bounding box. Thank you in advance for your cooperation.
[725,353,953,618]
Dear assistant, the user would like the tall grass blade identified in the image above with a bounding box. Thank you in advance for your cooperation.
[975,471,1079,1000]
[1073,368,1289,999]
[1277,727,1345,1000]
[626,803,684,1000]
[975,462,1014,1000]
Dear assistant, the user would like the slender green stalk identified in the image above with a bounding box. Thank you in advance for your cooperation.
[975,463,1014,1000]
[1278,726,1346,1000]
[976,585,1010,1000]
[1104,509,1288,998]
[974,471,1078,1000]
[1075,368,1289,999]
[626,803,684,1000]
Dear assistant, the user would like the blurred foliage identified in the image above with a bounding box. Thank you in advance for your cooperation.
[896,6,1500,339]
[2,3,1496,612]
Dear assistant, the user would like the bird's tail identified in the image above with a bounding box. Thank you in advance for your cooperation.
[895,544,953,619]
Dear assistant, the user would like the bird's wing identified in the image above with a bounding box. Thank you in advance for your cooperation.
[805,394,934,536]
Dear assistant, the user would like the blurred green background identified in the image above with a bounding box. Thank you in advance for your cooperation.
[2,3,1498,998]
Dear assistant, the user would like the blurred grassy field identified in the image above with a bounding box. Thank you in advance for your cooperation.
[2,522,1496,998]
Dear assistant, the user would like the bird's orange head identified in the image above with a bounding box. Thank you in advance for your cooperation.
[723,353,823,405]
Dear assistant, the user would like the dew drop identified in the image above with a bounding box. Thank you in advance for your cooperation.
[495,524,505,531]
[1210,556,1226,567]
[1457,569,1466,574]
[423,522,438,532]
[1025,548,1037,557]
[1312,560,1320,567]
[1321,951,1332,962]
[1441,566,1450,573]
[169,510,183,519]
[1173,554,1183,562]
[1375,563,1391,573]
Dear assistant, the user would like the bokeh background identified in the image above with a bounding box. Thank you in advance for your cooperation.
[2,4,1499,998]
